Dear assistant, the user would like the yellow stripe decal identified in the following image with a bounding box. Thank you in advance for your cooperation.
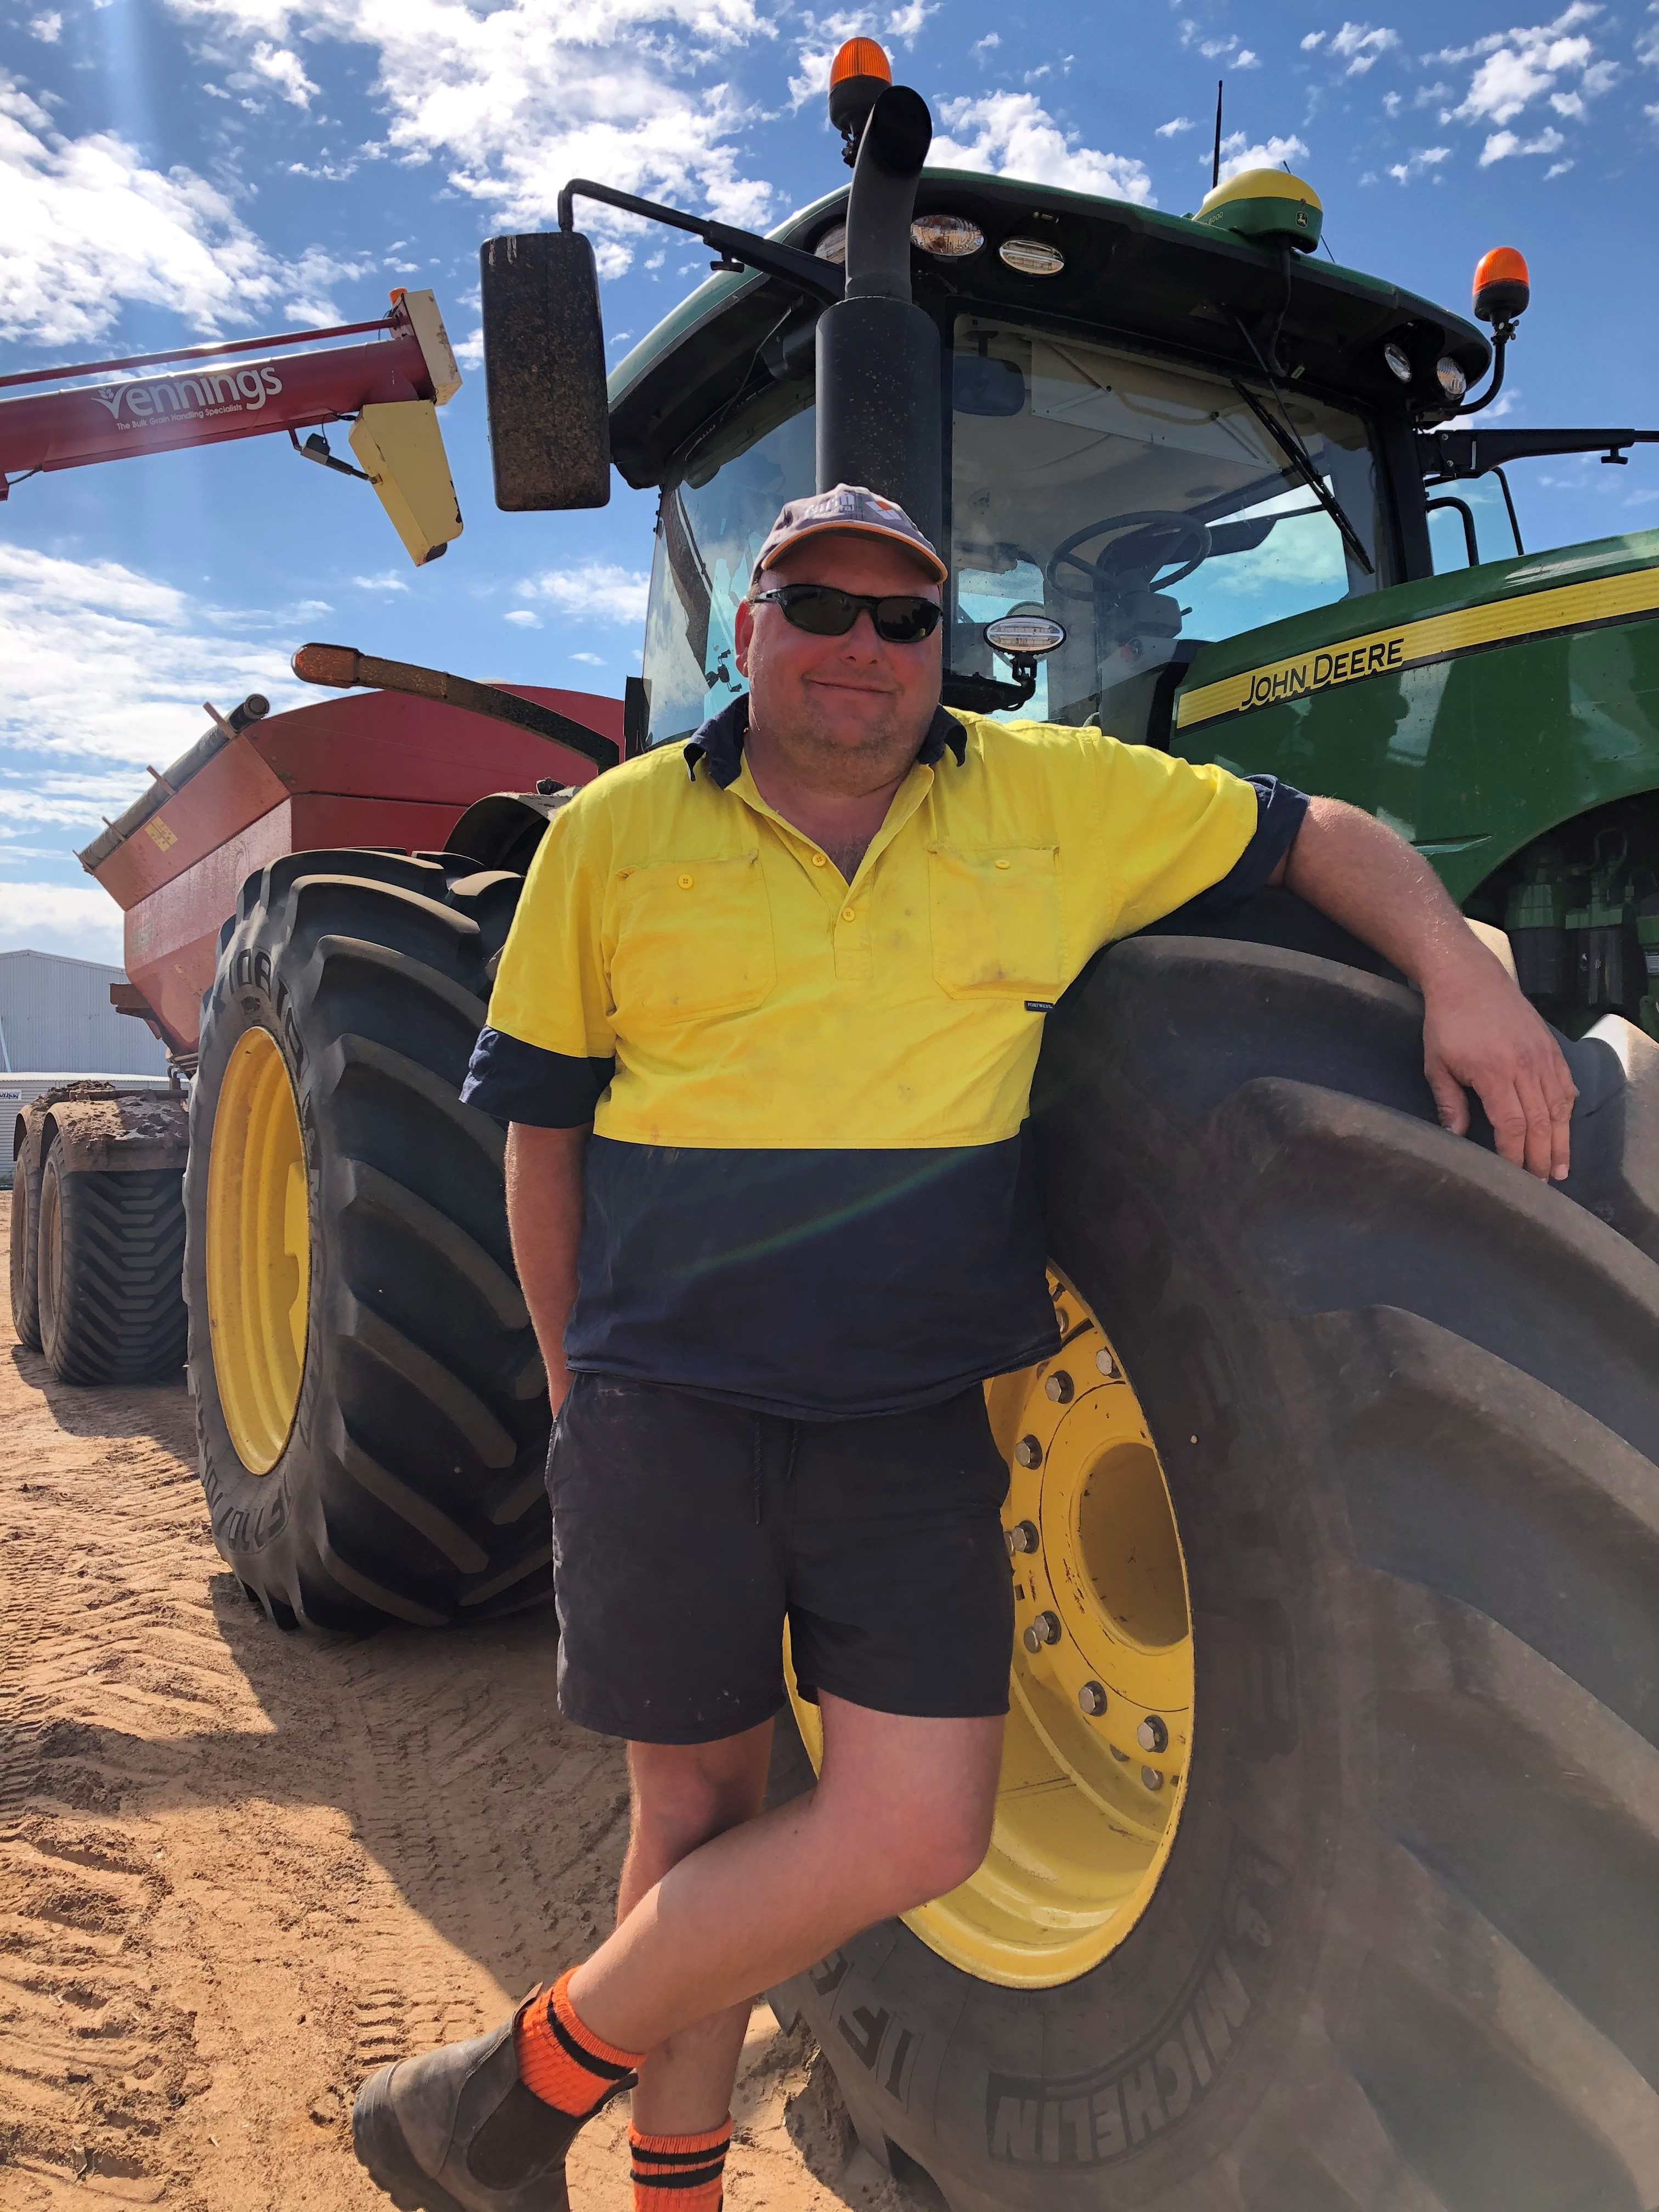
[1175,565,1659,732]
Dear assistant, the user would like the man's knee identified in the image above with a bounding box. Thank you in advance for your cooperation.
[629,1726,771,1863]
[869,1800,993,1912]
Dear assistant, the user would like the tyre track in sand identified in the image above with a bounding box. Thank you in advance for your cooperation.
[0,1211,911,2212]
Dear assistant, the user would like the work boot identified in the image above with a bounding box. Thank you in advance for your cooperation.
[352,1992,633,2212]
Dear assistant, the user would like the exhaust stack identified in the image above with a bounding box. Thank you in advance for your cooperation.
[815,42,942,547]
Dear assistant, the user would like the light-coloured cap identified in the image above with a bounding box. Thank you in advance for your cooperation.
[751,483,947,588]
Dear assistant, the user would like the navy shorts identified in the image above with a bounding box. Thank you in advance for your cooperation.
[546,1374,1015,1744]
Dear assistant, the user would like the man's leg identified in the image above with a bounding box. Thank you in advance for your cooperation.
[622,1722,774,2136]
[569,1691,1005,2058]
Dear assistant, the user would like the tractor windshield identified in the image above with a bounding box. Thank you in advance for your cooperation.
[951,318,1384,743]
[636,317,1386,752]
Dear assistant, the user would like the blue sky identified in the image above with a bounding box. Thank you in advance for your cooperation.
[2,0,1656,961]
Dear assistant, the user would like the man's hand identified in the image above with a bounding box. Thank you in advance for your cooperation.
[1273,796,1577,1181]
[1420,945,1577,1181]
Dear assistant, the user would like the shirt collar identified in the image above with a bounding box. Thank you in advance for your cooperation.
[684,692,967,788]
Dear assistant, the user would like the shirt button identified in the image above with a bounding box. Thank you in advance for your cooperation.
[811,853,827,868]
[678,873,693,889]
[841,906,856,923]
[995,859,1011,870]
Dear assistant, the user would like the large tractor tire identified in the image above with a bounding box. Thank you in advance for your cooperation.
[183,848,550,1630]
[36,1136,188,1383]
[778,931,1659,2212]
[10,1111,44,1351]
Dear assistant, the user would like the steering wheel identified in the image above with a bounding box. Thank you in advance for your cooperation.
[1046,511,1213,603]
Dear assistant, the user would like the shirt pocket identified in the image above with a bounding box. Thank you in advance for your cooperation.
[611,853,776,1019]
[928,843,1064,1000]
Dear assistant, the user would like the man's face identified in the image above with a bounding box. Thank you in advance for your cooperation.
[733,532,944,795]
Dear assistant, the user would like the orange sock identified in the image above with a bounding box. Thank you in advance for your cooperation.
[630,2117,732,2212]
[514,1970,645,2117]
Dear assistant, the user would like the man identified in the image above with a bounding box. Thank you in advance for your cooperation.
[352,486,1576,2212]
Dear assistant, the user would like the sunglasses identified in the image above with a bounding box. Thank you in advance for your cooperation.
[751,584,943,645]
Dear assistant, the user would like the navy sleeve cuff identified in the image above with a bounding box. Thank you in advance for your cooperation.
[1172,774,1310,921]
[460,1026,614,1126]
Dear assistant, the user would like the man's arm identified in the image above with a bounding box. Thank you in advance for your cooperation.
[1269,795,1577,1182]
[505,1122,590,1414]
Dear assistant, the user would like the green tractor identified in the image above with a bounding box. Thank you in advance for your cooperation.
[465,46,1659,2212]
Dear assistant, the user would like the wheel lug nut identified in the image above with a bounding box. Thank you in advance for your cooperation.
[1022,1610,1062,1652]
[1141,1766,1164,1791]
[1014,1435,1042,1469]
[1137,1716,1169,1753]
[1043,1370,1074,1403]
[1109,1745,1129,1763]
[1095,1347,1116,1377]
[1007,1519,1040,1554]
[1077,1680,1107,1716]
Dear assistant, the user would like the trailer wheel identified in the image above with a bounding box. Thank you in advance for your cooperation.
[779,935,1659,2212]
[184,849,550,1630]
[10,1118,43,1352]
[35,1137,188,1383]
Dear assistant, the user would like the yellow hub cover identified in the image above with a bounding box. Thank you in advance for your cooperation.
[788,1268,1193,1988]
[205,1028,311,1474]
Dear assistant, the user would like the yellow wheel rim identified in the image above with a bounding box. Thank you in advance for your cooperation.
[205,1028,311,1474]
[787,1267,1193,1989]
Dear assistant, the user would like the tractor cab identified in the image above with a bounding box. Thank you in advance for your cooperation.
[602,162,1493,756]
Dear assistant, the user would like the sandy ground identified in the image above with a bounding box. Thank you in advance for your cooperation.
[0,1211,916,2212]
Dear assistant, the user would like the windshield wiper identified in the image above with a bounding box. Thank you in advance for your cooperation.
[1229,376,1374,578]
[1226,314,1373,577]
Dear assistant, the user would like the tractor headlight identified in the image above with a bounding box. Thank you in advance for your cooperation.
[1435,356,1468,403]
[911,213,984,258]
[1383,342,1413,383]
[998,235,1066,276]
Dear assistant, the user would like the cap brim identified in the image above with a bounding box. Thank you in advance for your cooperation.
[756,518,947,586]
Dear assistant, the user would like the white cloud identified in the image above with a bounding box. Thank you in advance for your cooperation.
[1550,86,1585,112]
[160,0,780,263]
[932,92,1154,204]
[570,651,606,665]
[516,562,652,623]
[1178,20,1243,60]
[27,11,61,41]
[972,30,999,52]
[0,72,363,345]
[1387,143,1452,179]
[503,608,541,627]
[1327,21,1401,73]
[1208,129,1311,184]
[1232,48,1261,68]
[1544,155,1575,171]
[1439,10,1601,128]
[885,0,935,40]
[1155,115,1194,137]
[240,40,318,106]
[1384,89,1402,112]
[348,571,411,592]
[1478,121,1565,159]
[1301,29,1326,48]
[0,884,124,964]
[0,543,299,884]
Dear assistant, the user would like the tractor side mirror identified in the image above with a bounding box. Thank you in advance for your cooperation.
[480,230,612,511]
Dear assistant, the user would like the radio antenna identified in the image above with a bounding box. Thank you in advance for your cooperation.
[1212,79,1224,190]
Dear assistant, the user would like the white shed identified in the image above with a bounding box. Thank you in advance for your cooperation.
[0,949,167,1079]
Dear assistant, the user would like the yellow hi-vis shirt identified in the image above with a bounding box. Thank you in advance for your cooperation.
[464,698,1305,1417]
